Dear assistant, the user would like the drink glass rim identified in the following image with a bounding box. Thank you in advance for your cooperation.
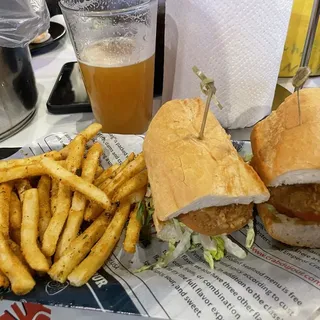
[59,0,154,16]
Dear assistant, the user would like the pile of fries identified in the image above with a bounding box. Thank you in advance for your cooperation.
[0,123,149,295]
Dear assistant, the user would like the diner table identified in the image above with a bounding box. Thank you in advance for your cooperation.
[1,13,320,320]
[2,15,320,149]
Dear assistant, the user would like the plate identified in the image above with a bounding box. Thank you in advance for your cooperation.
[29,22,66,54]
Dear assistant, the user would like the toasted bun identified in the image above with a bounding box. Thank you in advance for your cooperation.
[144,98,269,222]
[251,88,320,187]
[153,212,178,242]
[257,203,320,248]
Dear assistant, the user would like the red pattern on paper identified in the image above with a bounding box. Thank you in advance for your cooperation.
[0,302,51,320]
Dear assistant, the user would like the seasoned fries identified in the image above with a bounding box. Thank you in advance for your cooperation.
[21,189,50,272]
[94,165,104,180]
[65,135,87,174]
[0,232,35,295]
[104,153,145,198]
[0,270,9,288]
[0,123,152,294]
[94,163,120,186]
[9,192,22,244]
[50,179,59,214]
[123,204,143,253]
[113,169,148,202]
[0,150,62,171]
[38,176,52,242]
[60,123,102,158]
[8,239,33,274]
[15,179,31,202]
[55,143,103,260]
[42,182,72,257]
[0,182,12,238]
[126,186,148,204]
[41,158,111,210]
[0,164,46,184]
[98,153,135,191]
[84,153,136,221]
[42,137,86,257]
[49,212,112,283]
[9,192,22,230]
[68,202,131,286]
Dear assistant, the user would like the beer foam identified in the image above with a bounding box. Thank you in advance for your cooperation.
[79,38,148,67]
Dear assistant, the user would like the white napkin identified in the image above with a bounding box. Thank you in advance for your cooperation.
[162,0,293,128]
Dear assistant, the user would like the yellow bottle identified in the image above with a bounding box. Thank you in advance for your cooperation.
[279,0,320,76]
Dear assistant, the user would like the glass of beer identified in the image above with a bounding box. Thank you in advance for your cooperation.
[60,0,158,134]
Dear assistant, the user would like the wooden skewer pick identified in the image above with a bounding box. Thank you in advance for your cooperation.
[192,66,222,140]
[292,67,311,125]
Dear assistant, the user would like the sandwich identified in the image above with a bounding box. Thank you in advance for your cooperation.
[251,88,320,248]
[142,98,269,269]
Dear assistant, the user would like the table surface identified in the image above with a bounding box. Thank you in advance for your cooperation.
[1,15,320,148]
[1,13,320,320]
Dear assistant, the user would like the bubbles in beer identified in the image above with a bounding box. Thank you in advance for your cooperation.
[80,38,145,67]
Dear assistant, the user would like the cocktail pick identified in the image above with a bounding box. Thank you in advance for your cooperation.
[292,67,311,125]
[192,66,222,139]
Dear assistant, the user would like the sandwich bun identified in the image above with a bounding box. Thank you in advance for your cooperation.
[251,88,320,187]
[144,98,269,235]
[257,203,320,248]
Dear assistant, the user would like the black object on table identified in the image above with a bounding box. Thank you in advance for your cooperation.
[0,148,20,160]
[47,62,92,114]
[30,22,66,55]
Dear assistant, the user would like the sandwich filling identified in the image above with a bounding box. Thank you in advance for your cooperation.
[269,184,320,222]
[179,203,253,235]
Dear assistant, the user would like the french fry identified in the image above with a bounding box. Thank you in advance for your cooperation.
[42,183,72,257]
[9,192,22,230]
[8,239,33,275]
[83,202,104,222]
[42,182,72,256]
[84,154,135,221]
[38,176,52,242]
[113,169,148,203]
[55,143,103,260]
[10,229,21,246]
[42,136,87,257]
[0,270,9,288]
[104,153,145,198]
[60,123,102,158]
[57,160,66,167]
[15,179,31,202]
[50,179,59,214]
[123,204,142,253]
[49,212,112,283]
[94,163,120,186]
[95,165,104,179]
[0,182,13,238]
[0,164,46,184]
[97,153,135,190]
[65,135,87,174]
[68,202,131,287]
[41,158,111,210]
[125,186,147,204]
[0,150,62,171]
[0,232,35,295]
[21,189,50,272]
[9,192,22,245]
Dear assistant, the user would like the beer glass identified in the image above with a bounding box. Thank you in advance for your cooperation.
[60,0,158,134]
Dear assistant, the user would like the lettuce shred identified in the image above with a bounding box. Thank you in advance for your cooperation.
[136,219,250,272]
[245,219,255,249]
